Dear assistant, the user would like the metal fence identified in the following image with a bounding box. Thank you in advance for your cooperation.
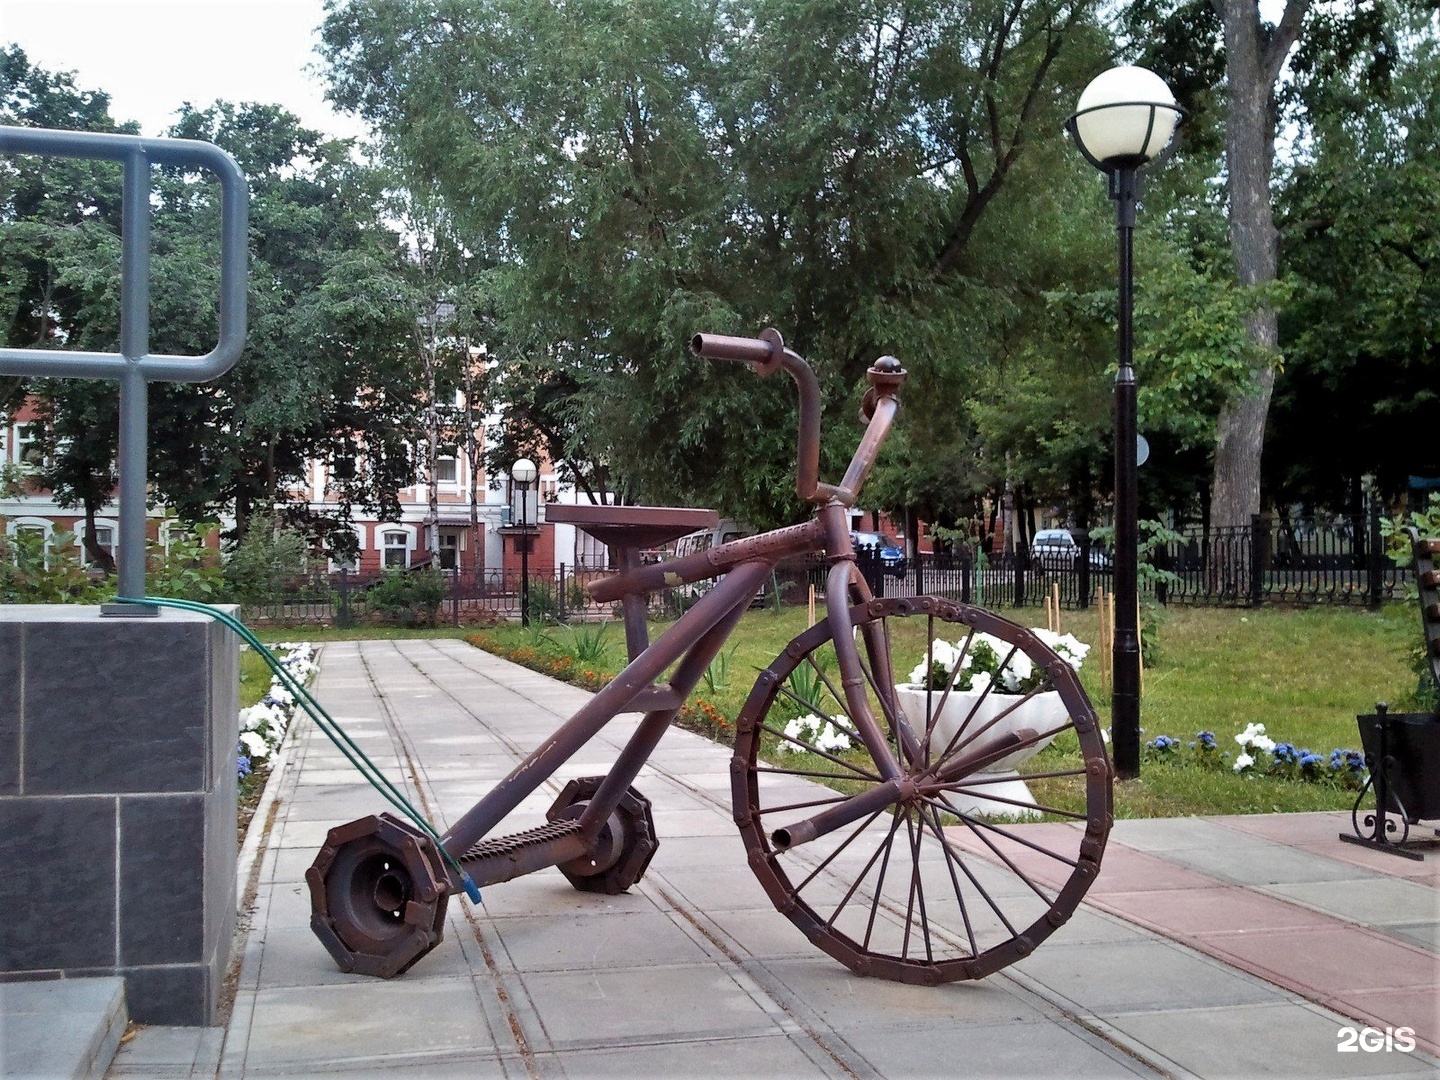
[848,510,1409,611]
[240,512,1410,626]
[242,563,620,626]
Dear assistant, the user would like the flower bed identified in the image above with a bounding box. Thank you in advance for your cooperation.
[237,641,317,833]
[1143,721,1367,790]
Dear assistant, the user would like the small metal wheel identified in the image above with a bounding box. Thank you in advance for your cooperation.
[307,813,450,978]
[733,596,1111,984]
[546,776,658,894]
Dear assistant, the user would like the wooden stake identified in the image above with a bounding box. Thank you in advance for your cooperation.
[1137,595,1145,696]
[1052,583,1061,633]
[1109,593,1117,691]
[1097,586,1113,695]
[807,584,816,627]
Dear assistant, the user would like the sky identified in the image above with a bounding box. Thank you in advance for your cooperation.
[0,0,368,140]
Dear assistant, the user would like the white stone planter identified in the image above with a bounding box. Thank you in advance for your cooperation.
[894,685,1069,820]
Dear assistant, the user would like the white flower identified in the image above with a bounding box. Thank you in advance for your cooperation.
[1236,722,1267,745]
[238,643,313,762]
[1233,752,1254,772]
[814,718,853,753]
[1031,628,1090,670]
[778,714,853,754]
[997,649,1033,692]
[1249,734,1276,753]
[967,670,994,693]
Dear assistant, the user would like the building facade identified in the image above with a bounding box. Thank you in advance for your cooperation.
[0,397,607,580]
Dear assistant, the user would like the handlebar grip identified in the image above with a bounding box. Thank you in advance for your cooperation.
[690,330,784,375]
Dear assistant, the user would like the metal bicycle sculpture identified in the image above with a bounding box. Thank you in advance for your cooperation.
[309,329,1114,985]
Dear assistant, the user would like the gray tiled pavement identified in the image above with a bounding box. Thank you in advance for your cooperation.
[107,639,1439,1079]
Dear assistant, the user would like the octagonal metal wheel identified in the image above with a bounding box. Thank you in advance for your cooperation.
[732,596,1112,984]
[307,813,450,978]
[546,776,658,895]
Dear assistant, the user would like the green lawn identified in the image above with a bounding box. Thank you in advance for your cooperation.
[469,601,1421,818]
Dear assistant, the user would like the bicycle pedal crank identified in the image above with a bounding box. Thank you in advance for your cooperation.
[546,776,658,894]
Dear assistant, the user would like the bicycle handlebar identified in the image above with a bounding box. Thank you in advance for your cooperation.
[690,331,781,369]
[689,327,905,508]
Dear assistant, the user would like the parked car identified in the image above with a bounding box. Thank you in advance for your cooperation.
[852,531,906,576]
[1030,528,1111,569]
[670,520,768,606]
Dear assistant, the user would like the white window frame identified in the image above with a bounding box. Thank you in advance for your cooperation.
[438,529,463,570]
[12,422,41,469]
[434,448,459,486]
[7,517,55,566]
[78,517,119,567]
[380,524,416,570]
[328,525,366,573]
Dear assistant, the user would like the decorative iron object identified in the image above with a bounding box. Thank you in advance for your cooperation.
[546,777,658,894]
[309,329,1113,983]
[1340,529,1440,859]
[307,813,452,977]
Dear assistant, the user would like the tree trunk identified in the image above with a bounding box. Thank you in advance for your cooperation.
[1210,0,1309,528]
[81,496,115,576]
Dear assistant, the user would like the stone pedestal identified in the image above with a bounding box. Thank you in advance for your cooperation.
[0,605,238,1025]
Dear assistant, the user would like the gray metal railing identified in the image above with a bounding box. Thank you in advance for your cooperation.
[0,126,248,604]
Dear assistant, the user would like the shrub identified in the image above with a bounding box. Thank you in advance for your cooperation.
[0,528,105,603]
[224,514,312,606]
[366,568,446,626]
[147,523,225,600]
[524,576,561,623]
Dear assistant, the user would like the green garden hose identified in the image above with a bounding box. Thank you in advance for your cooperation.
[115,596,482,902]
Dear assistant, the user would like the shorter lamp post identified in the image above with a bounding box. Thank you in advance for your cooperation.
[1065,66,1182,780]
[511,458,538,626]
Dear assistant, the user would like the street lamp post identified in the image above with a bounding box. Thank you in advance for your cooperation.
[511,458,538,627]
[1065,66,1182,780]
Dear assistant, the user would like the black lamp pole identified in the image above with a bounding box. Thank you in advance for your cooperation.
[512,459,537,627]
[1066,67,1183,782]
[519,486,531,628]
[1111,164,1142,779]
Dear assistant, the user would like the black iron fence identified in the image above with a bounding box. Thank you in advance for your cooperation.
[848,511,1409,611]
[242,563,619,626]
[240,512,1410,626]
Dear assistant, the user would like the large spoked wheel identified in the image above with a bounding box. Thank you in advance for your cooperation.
[732,596,1111,984]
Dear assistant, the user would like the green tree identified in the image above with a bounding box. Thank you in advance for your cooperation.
[10,83,431,560]
[321,0,1112,526]
[1127,0,1424,527]
[1270,12,1440,509]
[0,45,133,416]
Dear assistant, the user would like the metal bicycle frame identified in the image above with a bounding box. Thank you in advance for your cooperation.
[437,331,911,890]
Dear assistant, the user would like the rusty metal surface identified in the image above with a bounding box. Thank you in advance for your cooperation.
[457,818,590,888]
[545,503,718,549]
[732,595,1110,985]
[547,777,658,894]
[310,327,1112,988]
[307,813,450,978]
[588,519,824,604]
[438,559,773,857]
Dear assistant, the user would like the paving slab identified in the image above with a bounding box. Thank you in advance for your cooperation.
[104,638,1440,1079]
[3,977,126,1080]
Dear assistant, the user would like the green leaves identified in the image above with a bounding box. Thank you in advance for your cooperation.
[320,0,1111,525]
